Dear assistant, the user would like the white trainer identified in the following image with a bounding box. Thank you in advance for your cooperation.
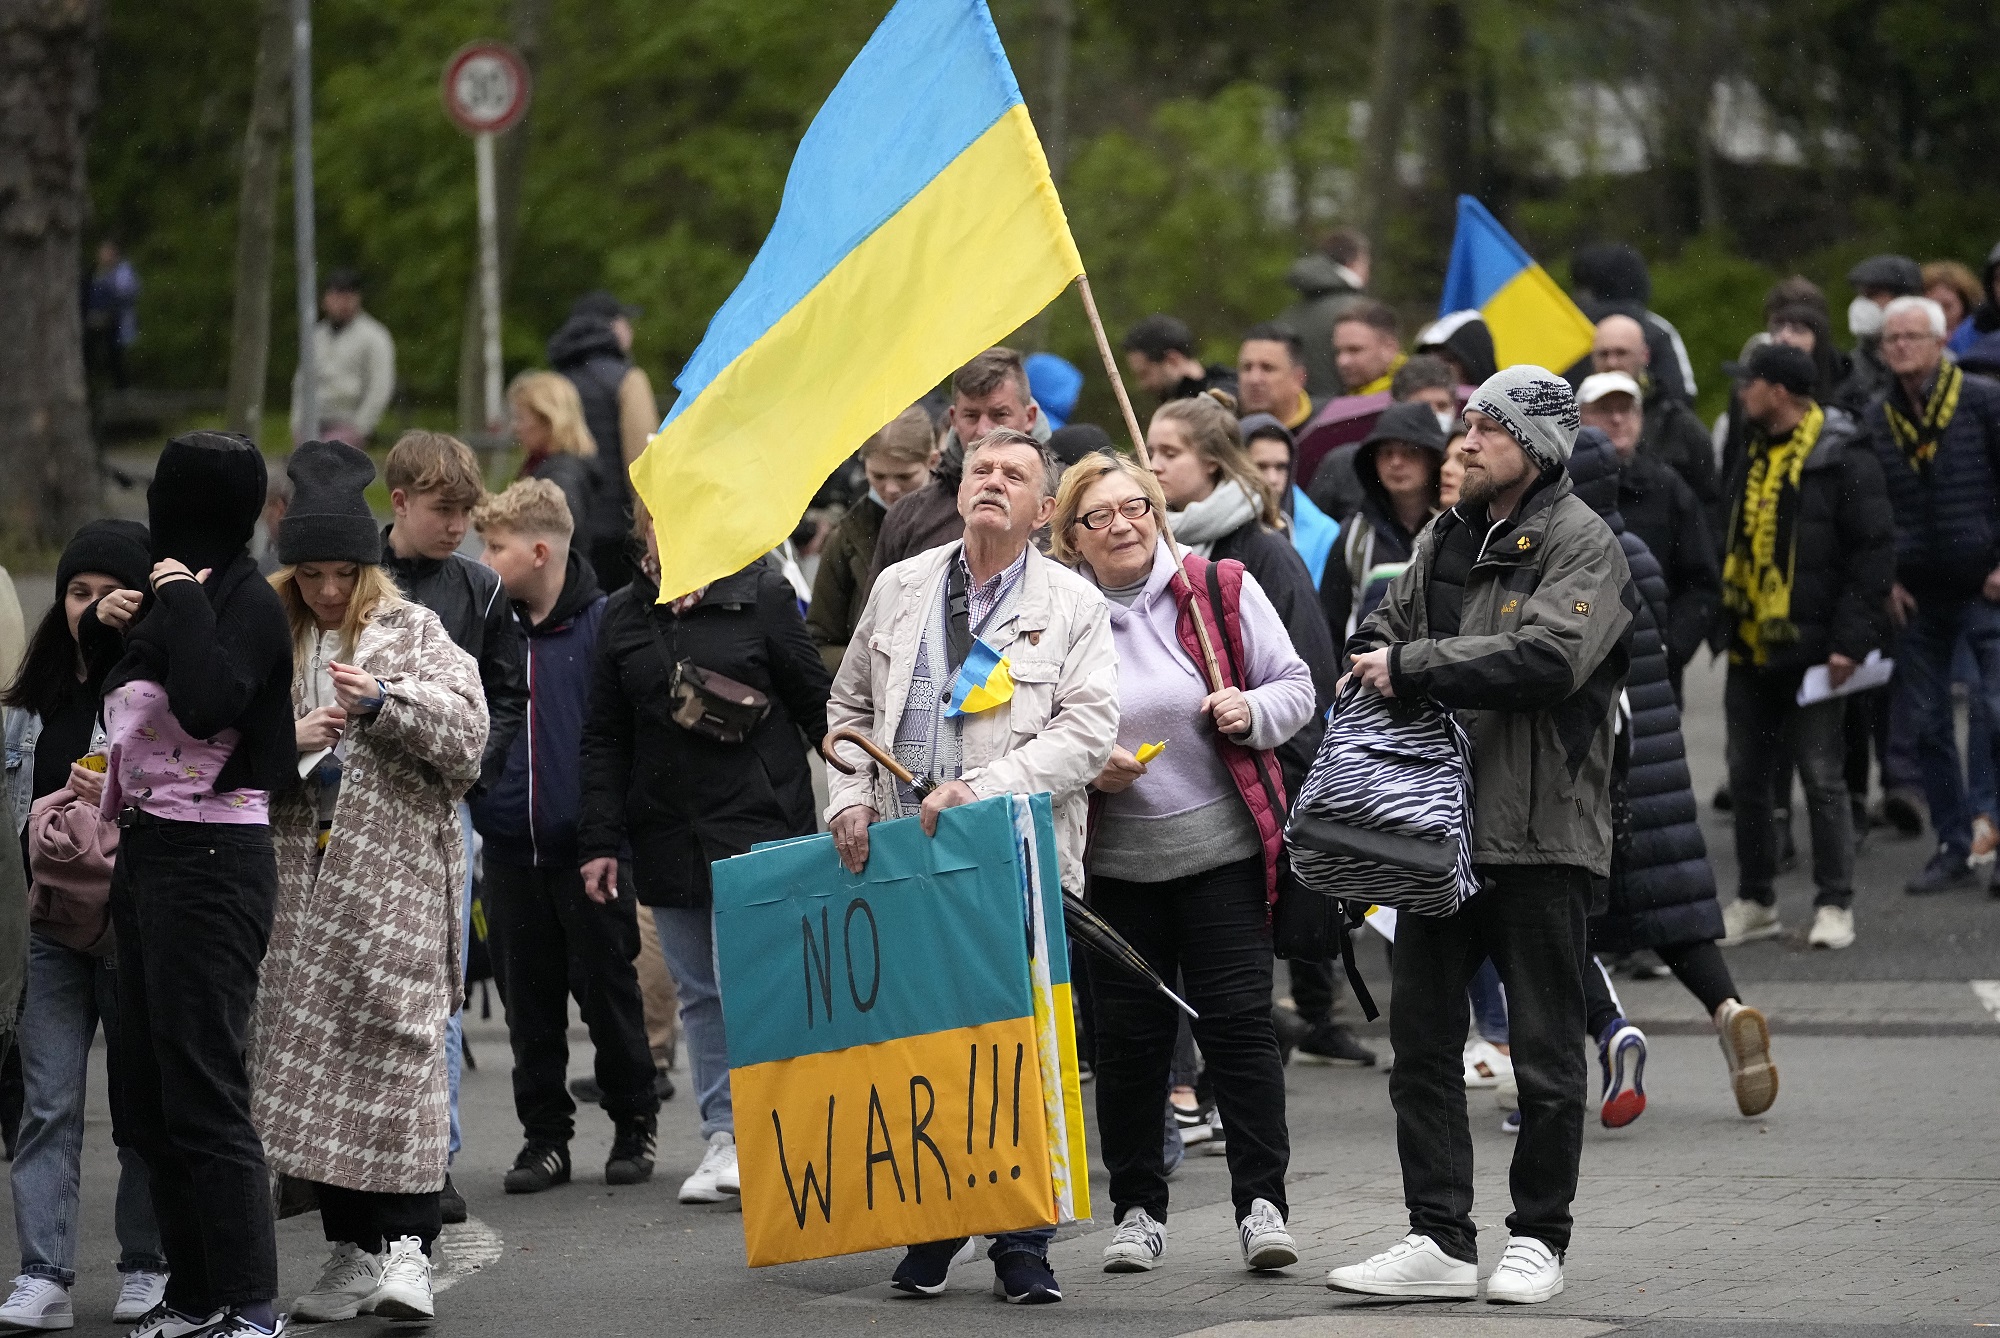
[1484,1235,1564,1304]
[290,1242,379,1322]
[0,1275,73,1330]
[1806,904,1855,950]
[1238,1198,1297,1271]
[1462,1039,1512,1089]
[361,1236,434,1321]
[1326,1234,1477,1298]
[1717,999,1779,1116]
[112,1271,168,1325]
[1102,1208,1166,1272]
[122,1305,223,1338]
[680,1130,739,1204]
[1720,898,1782,945]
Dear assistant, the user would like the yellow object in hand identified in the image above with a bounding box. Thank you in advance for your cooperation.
[1134,741,1167,765]
[76,754,107,773]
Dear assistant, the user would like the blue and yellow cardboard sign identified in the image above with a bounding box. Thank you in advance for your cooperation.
[712,794,1089,1267]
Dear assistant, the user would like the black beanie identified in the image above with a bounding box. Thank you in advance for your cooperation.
[56,519,152,596]
[148,431,267,573]
[278,440,381,565]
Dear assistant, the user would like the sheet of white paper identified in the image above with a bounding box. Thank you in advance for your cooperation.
[298,746,332,779]
[1795,649,1894,706]
[1365,904,1397,943]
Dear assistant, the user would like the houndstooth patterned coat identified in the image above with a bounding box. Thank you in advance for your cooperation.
[251,600,487,1193]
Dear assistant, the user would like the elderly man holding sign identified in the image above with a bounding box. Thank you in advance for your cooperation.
[827,427,1119,1303]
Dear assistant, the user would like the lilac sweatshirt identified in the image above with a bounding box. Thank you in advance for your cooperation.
[1089,541,1315,882]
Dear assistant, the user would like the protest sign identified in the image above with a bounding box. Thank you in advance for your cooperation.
[713,793,1089,1267]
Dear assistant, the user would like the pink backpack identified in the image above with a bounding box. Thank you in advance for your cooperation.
[27,788,117,955]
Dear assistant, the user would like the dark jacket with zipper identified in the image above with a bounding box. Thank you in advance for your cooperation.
[578,565,832,908]
[1711,407,1895,672]
[470,551,605,868]
[547,315,636,552]
[1352,470,1636,875]
[1863,367,2000,599]
[806,493,885,673]
[1614,451,1720,673]
[1208,519,1338,794]
[1569,433,1723,949]
[382,533,529,792]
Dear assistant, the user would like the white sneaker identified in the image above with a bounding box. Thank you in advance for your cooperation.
[121,1303,222,1338]
[291,1242,379,1322]
[680,1130,739,1203]
[112,1271,168,1325]
[1462,1039,1512,1089]
[1326,1234,1477,1298]
[1807,904,1855,950]
[1102,1208,1165,1272]
[1198,1108,1227,1156]
[360,1236,433,1321]
[1720,898,1782,945]
[0,1275,74,1330]
[1484,1235,1564,1304]
[1716,999,1779,1116]
[1238,1198,1297,1271]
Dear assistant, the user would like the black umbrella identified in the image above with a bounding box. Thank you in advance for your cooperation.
[819,728,1198,1019]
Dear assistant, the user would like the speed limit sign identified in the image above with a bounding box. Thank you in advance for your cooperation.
[442,42,531,137]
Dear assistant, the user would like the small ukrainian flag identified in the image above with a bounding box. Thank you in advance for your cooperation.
[945,639,1015,717]
[1439,195,1596,373]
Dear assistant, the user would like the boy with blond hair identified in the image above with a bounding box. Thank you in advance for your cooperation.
[470,480,660,1194]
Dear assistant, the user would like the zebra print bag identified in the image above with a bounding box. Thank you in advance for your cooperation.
[1285,682,1481,917]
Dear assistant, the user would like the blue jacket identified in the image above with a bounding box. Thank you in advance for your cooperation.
[471,551,606,867]
[1865,367,2000,599]
[1287,486,1340,590]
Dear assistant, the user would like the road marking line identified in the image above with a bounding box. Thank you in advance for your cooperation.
[434,1215,503,1294]
[1972,981,2000,1023]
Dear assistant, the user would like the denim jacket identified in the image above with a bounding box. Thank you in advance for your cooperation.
[4,708,40,837]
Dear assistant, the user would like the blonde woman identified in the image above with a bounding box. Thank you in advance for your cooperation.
[508,370,599,544]
[252,440,487,1324]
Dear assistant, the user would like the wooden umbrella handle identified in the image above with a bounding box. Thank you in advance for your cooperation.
[820,727,920,787]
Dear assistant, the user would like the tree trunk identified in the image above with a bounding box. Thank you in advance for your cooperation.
[0,0,104,553]
[456,0,551,438]
[222,0,291,443]
[1358,0,1415,250]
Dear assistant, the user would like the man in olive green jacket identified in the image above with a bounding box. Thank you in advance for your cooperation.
[1328,367,1633,1307]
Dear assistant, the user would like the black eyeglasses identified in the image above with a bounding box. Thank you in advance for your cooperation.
[1074,496,1154,530]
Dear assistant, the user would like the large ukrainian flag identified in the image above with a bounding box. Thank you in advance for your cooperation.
[632,0,1085,601]
[1439,194,1596,373]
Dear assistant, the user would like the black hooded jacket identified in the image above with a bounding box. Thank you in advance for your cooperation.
[547,315,636,550]
[84,432,296,799]
[1319,435,1441,647]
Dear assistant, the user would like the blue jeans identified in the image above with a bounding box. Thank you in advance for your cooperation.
[1467,959,1508,1046]
[447,803,474,1161]
[650,907,733,1139]
[1895,597,2000,855]
[12,934,166,1284]
[1956,637,1997,819]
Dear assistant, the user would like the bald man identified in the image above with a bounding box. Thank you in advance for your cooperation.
[1591,314,1718,518]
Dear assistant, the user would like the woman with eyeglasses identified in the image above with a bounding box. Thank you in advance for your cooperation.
[1050,452,1315,1278]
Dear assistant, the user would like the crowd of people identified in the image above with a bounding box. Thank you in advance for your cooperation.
[0,226,1996,1330]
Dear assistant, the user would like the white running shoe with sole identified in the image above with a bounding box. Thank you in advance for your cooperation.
[1238,1199,1297,1271]
[1326,1235,1477,1298]
[1484,1235,1564,1304]
[122,1304,223,1338]
[361,1236,433,1321]
[680,1130,739,1204]
[1461,1039,1511,1089]
[112,1272,168,1326]
[1102,1209,1166,1272]
[1720,898,1782,945]
[1716,999,1779,1115]
[0,1275,73,1331]
[291,1242,379,1323]
[1806,904,1855,950]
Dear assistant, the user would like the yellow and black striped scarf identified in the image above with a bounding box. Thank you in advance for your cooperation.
[1722,402,1824,665]
[1883,361,1962,471]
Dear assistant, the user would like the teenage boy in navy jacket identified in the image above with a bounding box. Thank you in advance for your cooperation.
[471,480,660,1195]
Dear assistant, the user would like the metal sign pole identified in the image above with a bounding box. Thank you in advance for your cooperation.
[291,0,317,439]
[475,130,503,432]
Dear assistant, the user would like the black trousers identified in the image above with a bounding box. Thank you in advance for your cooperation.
[1726,666,1856,908]
[1091,856,1288,1224]
[484,862,659,1143]
[110,822,280,1313]
[1584,940,1738,1040]
[1285,955,1346,1025]
[315,1183,442,1254]
[1389,864,1590,1262]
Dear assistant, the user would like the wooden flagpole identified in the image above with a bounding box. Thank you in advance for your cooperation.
[1074,273,1227,693]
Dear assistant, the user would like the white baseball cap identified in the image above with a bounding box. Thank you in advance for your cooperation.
[1578,371,1643,405]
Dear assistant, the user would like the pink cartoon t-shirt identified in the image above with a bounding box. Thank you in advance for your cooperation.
[102,679,269,824]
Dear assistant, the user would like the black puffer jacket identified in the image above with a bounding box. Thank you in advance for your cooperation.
[1208,519,1338,793]
[1569,433,1723,951]
[1614,452,1719,674]
[1864,367,2000,599]
[1711,407,1895,672]
[382,537,529,791]
[578,565,831,908]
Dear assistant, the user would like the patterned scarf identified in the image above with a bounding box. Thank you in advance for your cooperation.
[1722,402,1824,666]
[1882,361,1962,472]
[889,549,1025,813]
